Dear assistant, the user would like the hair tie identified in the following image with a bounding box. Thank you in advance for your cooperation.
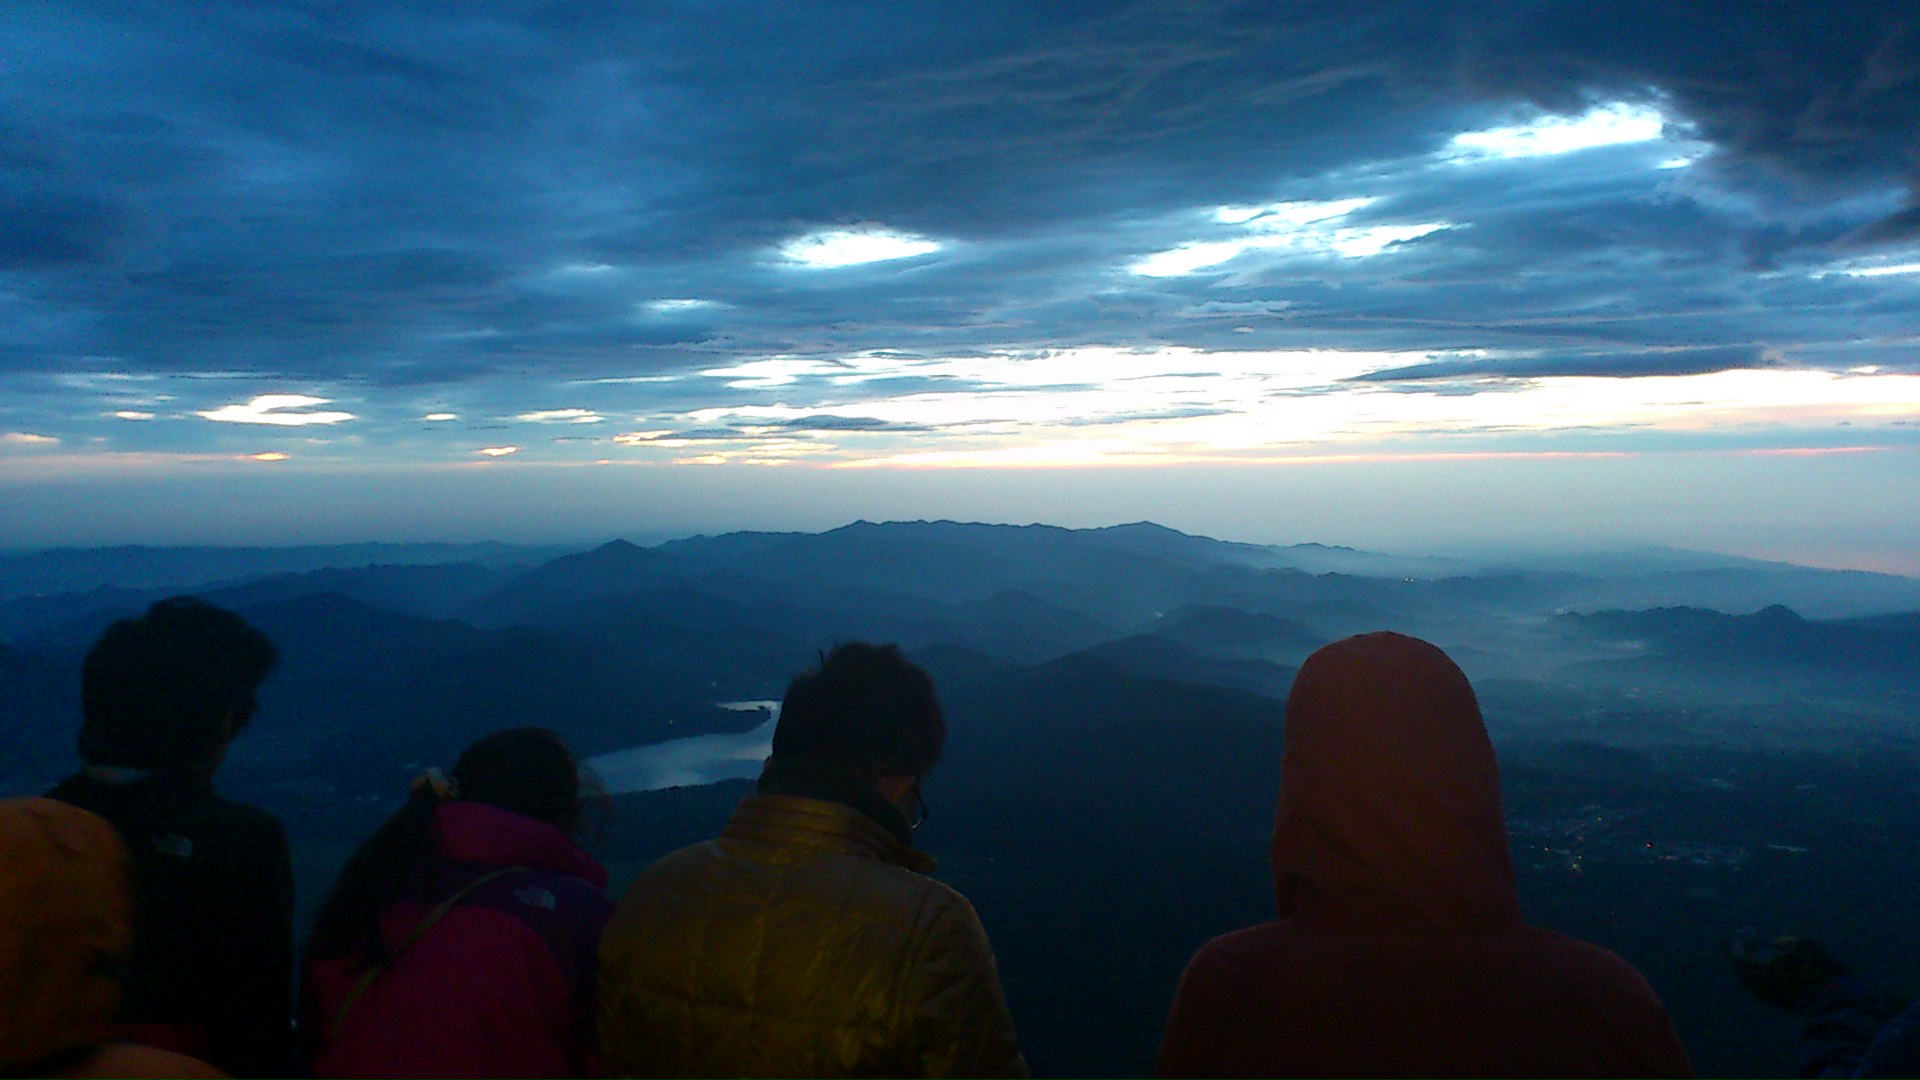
[410,767,457,803]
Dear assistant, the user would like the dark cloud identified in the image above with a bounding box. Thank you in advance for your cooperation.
[0,0,1914,420]
[1843,204,1920,247]
[1451,1,1920,228]
[0,189,135,269]
[1353,345,1769,381]
[769,415,931,433]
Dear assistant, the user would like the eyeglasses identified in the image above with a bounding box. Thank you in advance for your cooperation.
[909,783,930,832]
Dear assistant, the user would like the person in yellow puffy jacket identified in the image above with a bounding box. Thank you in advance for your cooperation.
[597,642,1027,1078]
[0,798,224,1079]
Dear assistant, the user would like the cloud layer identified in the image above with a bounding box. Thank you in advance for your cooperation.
[1,1,1915,485]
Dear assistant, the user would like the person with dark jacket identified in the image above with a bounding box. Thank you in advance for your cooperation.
[0,797,225,1079]
[597,642,1026,1078]
[47,597,291,1078]
[301,728,612,1079]
[1158,631,1693,1078]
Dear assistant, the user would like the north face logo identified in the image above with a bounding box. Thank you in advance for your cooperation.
[514,886,556,910]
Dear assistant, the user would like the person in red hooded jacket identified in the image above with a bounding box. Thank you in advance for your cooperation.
[1157,632,1693,1078]
[301,728,612,1079]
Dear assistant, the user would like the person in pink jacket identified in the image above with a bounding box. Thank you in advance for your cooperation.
[1158,632,1693,1078]
[301,728,611,1078]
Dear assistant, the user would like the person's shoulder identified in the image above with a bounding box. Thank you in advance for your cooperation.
[46,771,191,834]
[45,771,133,820]
[202,789,281,827]
[908,869,973,918]
[1187,920,1291,961]
[1517,925,1667,1002]
[1514,926,1691,1073]
[632,837,724,881]
[612,838,725,909]
[883,871,1003,953]
[196,788,287,847]
[455,866,612,957]
[1170,920,1292,986]
[1520,925,1651,971]
[64,1043,228,1079]
[68,768,264,829]
[44,772,92,804]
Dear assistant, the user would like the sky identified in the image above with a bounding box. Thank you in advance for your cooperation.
[2,1,1918,569]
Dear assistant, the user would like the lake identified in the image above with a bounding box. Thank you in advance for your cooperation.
[587,700,778,794]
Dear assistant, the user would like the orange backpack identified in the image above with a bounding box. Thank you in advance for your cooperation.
[0,798,136,1073]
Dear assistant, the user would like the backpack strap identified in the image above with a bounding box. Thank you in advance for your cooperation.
[328,865,529,1040]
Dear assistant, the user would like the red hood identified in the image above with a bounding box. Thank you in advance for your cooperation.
[432,802,608,889]
[1272,632,1520,934]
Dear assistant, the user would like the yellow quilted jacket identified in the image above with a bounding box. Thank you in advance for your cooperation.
[598,793,1027,1078]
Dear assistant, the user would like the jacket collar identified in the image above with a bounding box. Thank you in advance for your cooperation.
[725,793,936,874]
[80,764,157,785]
[755,757,918,847]
[75,765,210,793]
[432,802,608,888]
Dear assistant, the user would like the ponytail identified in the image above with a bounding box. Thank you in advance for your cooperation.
[305,772,450,965]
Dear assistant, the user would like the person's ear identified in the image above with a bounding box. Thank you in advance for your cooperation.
[874,774,916,806]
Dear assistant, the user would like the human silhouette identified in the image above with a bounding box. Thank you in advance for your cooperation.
[47,597,290,1077]
[597,642,1026,1078]
[1157,631,1693,1077]
[301,728,612,1078]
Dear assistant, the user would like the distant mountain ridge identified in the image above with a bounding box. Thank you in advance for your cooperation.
[0,563,514,644]
[5,518,1916,794]
[1565,604,1920,673]
[10,523,1916,623]
[0,542,576,602]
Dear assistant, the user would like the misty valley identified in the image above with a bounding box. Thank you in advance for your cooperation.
[4,520,1918,1077]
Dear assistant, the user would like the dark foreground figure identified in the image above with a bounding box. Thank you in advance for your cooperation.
[1158,631,1693,1078]
[302,728,612,1078]
[598,642,1027,1078]
[1731,933,1920,1077]
[47,598,292,1078]
[0,797,223,1079]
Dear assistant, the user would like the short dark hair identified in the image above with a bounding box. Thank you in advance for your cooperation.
[772,642,944,779]
[79,597,278,770]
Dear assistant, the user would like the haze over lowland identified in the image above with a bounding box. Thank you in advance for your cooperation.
[4,520,1919,1074]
